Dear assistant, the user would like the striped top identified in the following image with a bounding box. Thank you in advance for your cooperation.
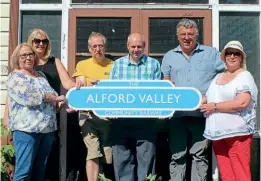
[109,55,161,80]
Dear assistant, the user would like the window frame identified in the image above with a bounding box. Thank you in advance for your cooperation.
[10,0,261,133]
[68,9,140,75]
[8,1,261,180]
[141,9,211,57]
[211,0,261,136]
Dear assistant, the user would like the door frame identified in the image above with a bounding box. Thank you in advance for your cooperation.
[68,9,140,75]
[141,10,212,55]
[68,9,212,75]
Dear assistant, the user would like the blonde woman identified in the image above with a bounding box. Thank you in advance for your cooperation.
[27,28,75,91]
[200,41,258,181]
[27,29,76,180]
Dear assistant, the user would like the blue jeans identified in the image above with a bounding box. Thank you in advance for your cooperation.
[13,131,54,181]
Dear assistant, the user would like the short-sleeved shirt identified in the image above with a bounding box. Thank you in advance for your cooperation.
[109,54,161,80]
[72,57,113,84]
[161,43,225,117]
[7,71,58,133]
[204,71,258,140]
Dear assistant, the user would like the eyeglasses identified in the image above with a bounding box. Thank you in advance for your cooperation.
[130,45,143,49]
[225,52,241,57]
[89,44,105,49]
[20,52,35,59]
[179,33,196,38]
[33,38,49,45]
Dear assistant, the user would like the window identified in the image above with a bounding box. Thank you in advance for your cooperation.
[77,18,130,53]
[21,11,62,58]
[72,0,208,4]
[219,0,258,4]
[149,18,203,53]
[219,12,260,128]
[22,0,62,3]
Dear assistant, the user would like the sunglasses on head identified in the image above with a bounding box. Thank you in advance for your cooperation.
[225,51,241,57]
[33,38,49,45]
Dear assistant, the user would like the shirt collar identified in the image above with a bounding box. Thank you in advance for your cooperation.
[128,54,147,65]
[173,43,202,53]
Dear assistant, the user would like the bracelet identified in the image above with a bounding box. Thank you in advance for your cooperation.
[214,103,217,112]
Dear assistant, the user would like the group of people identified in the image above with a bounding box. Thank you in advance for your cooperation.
[5,18,257,181]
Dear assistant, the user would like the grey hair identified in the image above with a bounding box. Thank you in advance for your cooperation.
[176,19,199,36]
[88,32,107,46]
[10,43,39,70]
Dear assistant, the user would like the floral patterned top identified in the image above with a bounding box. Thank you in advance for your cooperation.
[7,70,58,133]
[204,71,258,140]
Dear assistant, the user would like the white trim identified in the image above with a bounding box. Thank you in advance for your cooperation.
[20,4,63,11]
[208,0,216,5]
[70,4,212,9]
[258,9,261,178]
[61,0,69,70]
[211,4,219,50]
[216,4,260,12]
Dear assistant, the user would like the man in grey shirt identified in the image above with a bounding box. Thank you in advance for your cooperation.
[161,19,224,181]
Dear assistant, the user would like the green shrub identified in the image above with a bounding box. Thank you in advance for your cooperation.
[98,173,112,181]
[145,174,163,181]
[1,145,15,173]
[0,122,15,175]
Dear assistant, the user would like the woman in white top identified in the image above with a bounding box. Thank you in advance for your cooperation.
[200,40,258,181]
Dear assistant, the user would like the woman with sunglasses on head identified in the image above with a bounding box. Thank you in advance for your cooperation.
[200,41,258,181]
[7,43,66,181]
[27,29,76,180]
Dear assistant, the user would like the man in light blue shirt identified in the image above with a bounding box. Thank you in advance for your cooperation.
[161,19,224,181]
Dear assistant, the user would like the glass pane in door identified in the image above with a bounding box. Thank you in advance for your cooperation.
[149,18,203,53]
[219,0,258,4]
[77,18,130,53]
[21,11,62,58]
[219,12,260,130]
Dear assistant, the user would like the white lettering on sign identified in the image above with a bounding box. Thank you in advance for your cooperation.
[129,82,139,86]
[139,94,181,104]
[87,94,181,104]
[104,110,162,116]
[86,94,135,104]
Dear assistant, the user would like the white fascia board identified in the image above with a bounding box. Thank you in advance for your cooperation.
[20,4,63,11]
[217,4,260,12]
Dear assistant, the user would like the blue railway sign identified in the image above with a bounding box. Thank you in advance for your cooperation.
[66,80,202,118]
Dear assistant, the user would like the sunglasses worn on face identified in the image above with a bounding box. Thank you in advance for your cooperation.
[225,52,241,57]
[33,38,49,45]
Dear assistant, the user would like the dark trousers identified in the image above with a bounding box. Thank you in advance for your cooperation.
[112,119,156,181]
[168,117,209,181]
